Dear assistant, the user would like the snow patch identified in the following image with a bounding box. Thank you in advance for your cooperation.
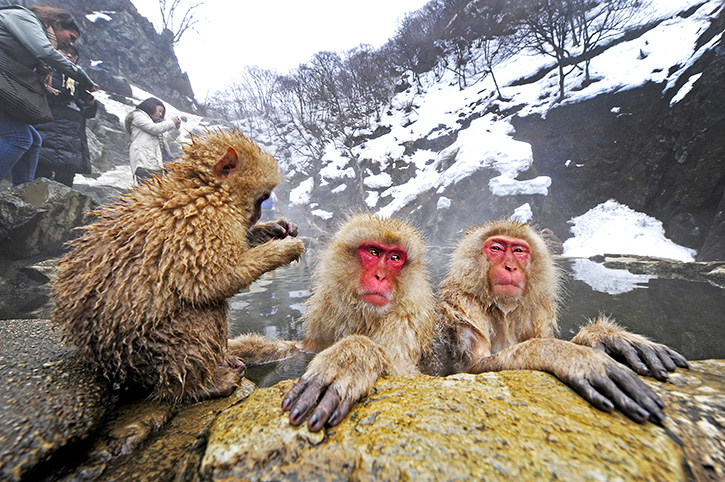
[562,200,696,261]
[290,177,314,206]
[511,203,533,223]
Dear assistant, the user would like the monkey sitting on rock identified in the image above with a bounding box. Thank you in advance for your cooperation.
[229,213,436,431]
[52,129,304,401]
[427,219,689,423]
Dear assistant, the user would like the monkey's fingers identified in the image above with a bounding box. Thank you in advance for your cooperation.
[282,378,326,426]
[566,376,615,413]
[633,344,669,381]
[278,219,299,237]
[607,367,665,423]
[307,387,342,432]
[223,356,246,378]
[590,375,653,423]
[327,395,357,427]
[651,344,679,373]
[266,223,288,240]
[666,347,690,369]
[600,338,650,375]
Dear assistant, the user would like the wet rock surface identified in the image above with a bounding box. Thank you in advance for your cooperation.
[0,179,97,260]
[0,319,109,482]
[1,315,722,482]
[595,254,725,288]
[203,362,725,482]
[54,379,256,482]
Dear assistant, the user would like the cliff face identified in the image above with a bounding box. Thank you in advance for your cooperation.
[2,0,197,111]
[509,33,725,262]
[324,3,725,261]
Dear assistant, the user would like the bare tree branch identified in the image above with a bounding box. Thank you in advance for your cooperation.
[158,0,205,44]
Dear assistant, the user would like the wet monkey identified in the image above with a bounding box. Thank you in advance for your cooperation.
[52,129,304,401]
[229,213,435,431]
[428,219,689,422]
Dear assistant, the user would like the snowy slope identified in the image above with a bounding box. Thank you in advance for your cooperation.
[291,0,718,262]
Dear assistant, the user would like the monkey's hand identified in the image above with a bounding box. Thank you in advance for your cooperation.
[473,338,665,424]
[222,356,246,378]
[571,316,689,381]
[247,219,299,246]
[281,335,390,432]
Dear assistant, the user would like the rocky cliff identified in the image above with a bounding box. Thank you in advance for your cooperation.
[1,0,197,112]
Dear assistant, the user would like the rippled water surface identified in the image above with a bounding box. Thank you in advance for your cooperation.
[229,256,725,386]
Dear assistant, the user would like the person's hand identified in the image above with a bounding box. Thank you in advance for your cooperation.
[172,116,181,128]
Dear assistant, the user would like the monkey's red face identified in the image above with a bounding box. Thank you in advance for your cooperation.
[484,235,530,297]
[357,242,407,307]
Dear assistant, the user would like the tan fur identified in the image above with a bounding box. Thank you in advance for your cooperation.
[229,213,435,428]
[571,315,651,347]
[430,219,684,423]
[52,129,304,401]
[430,219,559,373]
[230,213,436,372]
[301,213,435,371]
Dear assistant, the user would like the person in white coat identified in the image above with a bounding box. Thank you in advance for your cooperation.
[124,97,180,184]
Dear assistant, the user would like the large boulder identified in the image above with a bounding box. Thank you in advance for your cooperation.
[0,319,109,482]
[0,179,97,260]
[202,362,725,482]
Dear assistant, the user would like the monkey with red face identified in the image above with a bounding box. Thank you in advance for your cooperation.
[229,213,435,431]
[426,219,689,423]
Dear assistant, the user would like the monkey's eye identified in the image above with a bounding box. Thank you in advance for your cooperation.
[368,247,380,257]
[512,245,530,255]
[489,244,504,252]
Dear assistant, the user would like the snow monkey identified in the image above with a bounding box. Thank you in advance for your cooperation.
[228,213,435,431]
[429,219,689,423]
[52,129,304,401]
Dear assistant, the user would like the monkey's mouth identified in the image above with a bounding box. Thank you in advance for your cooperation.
[494,282,524,296]
[360,291,391,306]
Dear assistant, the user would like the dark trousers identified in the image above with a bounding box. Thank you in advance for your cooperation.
[0,110,41,186]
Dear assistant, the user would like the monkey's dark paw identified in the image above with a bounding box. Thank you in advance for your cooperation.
[277,219,299,237]
[569,363,665,424]
[223,356,246,378]
[247,220,300,246]
[282,376,354,432]
[599,337,690,381]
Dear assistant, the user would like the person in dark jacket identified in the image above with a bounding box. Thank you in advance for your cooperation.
[0,5,96,186]
[34,45,97,187]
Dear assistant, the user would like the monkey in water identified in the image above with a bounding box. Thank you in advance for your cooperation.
[52,129,304,401]
[229,213,436,431]
[426,219,689,423]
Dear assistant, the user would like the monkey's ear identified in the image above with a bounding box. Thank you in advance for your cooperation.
[213,147,241,181]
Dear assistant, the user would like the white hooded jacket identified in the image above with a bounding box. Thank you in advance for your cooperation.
[125,109,177,174]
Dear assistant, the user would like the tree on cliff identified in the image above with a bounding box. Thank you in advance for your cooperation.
[516,0,640,100]
[157,0,205,44]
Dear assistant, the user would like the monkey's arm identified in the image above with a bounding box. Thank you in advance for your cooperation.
[571,316,689,381]
[227,333,303,365]
[183,237,304,302]
[247,219,299,247]
[281,335,399,432]
[471,338,665,423]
